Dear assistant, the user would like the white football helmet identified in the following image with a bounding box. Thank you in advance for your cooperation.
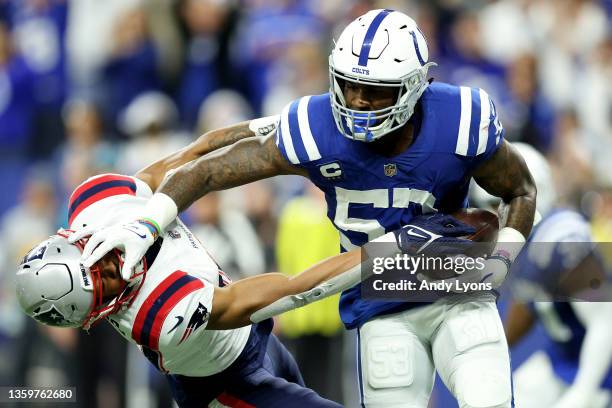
[329,9,435,142]
[15,230,129,330]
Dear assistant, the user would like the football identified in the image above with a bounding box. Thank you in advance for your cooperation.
[451,208,499,243]
[413,208,500,280]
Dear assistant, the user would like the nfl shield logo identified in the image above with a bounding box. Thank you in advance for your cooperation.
[384,163,397,177]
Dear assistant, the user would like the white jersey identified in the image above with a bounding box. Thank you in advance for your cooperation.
[68,173,251,376]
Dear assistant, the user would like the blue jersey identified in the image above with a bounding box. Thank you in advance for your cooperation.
[275,82,504,328]
[513,209,612,388]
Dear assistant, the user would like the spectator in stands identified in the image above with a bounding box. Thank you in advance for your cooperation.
[101,6,161,125]
[116,91,190,175]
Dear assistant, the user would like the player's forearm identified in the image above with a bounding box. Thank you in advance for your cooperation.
[498,193,536,240]
[159,135,302,214]
[135,122,256,191]
[210,250,361,329]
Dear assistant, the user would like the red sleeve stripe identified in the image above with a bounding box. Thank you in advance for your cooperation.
[148,279,203,350]
[132,271,204,350]
[216,392,256,408]
[68,174,136,224]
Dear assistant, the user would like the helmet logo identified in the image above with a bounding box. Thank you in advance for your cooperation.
[36,305,68,326]
[384,163,397,177]
[357,9,393,67]
[410,31,427,66]
[352,67,369,75]
[22,242,48,264]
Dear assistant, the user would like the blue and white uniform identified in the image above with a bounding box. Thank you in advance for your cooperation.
[276,83,513,408]
[275,83,504,328]
[512,209,612,408]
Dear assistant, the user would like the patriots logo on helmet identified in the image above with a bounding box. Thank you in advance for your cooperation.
[178,303,209,344]
[35,305,69,327]
[21,242,49,264]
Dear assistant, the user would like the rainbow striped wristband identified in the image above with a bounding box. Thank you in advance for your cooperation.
[138,218,161,240]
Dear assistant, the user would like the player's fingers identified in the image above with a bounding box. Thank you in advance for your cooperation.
[80,232,105,260]
[83,240,115,267]
[68,226,96,243]
[121,255,140,281]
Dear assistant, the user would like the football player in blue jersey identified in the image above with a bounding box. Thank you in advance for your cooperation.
[77,9,536,408]
[503,144,612,408]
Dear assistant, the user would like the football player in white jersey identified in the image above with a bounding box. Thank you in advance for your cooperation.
[15,157,369,407]
[75,9,537,408]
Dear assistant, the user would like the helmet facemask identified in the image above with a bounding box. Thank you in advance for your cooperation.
[329,59,435,142]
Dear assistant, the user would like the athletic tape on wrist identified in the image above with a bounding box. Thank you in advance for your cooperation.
[492,227,526,262]
[142,193,178,233]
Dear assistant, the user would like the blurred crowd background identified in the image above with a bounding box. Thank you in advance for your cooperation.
[0,0,610,407]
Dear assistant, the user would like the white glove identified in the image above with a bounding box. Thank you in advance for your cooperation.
[552,385,592,408]
[75,220,158,281]
[418,254,510,292]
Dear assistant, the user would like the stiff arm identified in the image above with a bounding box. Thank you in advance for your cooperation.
[135,116,280,191]
[208,248,363,329]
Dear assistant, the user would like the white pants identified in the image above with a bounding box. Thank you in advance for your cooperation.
[513,351,611,408]
[357,300,512,408]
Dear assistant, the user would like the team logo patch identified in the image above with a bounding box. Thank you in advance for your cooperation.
[384,163,397,177]
[178,303,209,344]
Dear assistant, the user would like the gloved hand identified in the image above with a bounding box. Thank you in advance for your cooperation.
[393,213,476,256]
[69,219,159,281]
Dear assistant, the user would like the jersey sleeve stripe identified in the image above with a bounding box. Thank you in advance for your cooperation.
[279,103,300,164]
[489,98,504,146]
[216,392,256,408]
[68,181,136,225]
[287,99,311,163]
[477,89,491,155]
[132,271,204,350]
[467,88,482,156]
[148,278,203,350]
[133,271,186,345]
[297,96,322,161]
[455,86,472,156]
